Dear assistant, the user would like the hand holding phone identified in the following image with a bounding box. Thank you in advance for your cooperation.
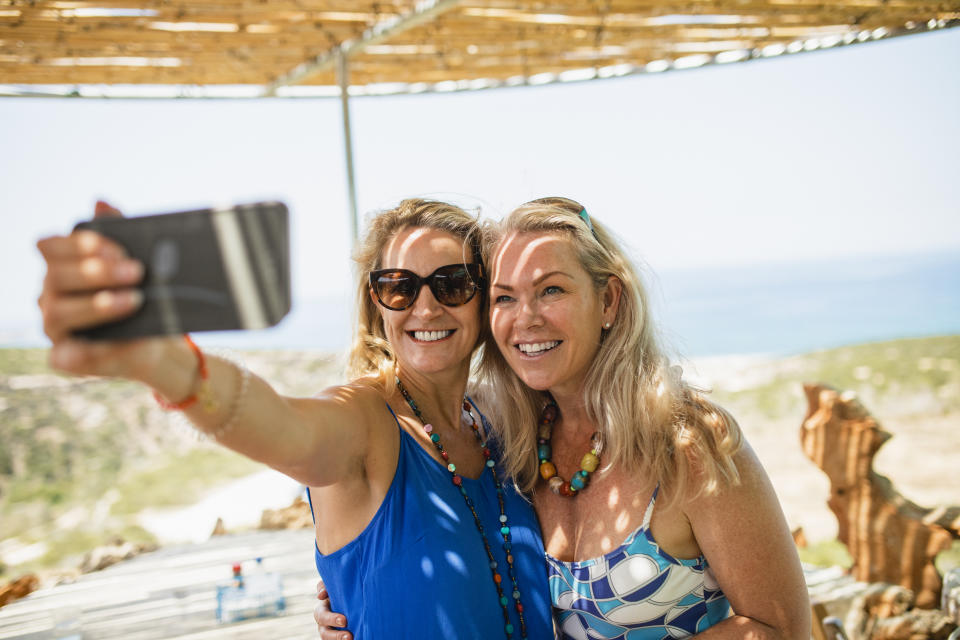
[72,201,291,340]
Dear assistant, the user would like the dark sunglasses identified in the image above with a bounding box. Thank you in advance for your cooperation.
[369,263,484,311]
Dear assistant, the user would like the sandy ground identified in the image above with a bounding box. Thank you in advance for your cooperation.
[137,469,305,545]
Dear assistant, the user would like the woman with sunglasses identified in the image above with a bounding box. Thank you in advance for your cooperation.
[36,198,553,640]
[317,197,810,639]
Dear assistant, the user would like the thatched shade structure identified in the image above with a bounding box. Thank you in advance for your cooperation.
[1,1,958,96]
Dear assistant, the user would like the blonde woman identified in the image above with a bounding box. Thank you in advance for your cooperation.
[316,197,810,639]
[481,197,809,639]
[37,199,553,640]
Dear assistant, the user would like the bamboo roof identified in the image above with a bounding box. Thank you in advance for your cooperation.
[1,0,958,97]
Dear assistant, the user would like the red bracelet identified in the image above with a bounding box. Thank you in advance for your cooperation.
[153,335,207,411]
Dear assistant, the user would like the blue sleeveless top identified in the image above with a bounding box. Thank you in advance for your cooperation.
[305,400,553,640]
[547,485,729,639]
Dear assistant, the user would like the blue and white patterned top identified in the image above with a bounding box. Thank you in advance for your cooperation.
[546,485,730,639]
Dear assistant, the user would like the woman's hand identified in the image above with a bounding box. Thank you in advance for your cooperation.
[36,201,171,381]
[314,579,352,640]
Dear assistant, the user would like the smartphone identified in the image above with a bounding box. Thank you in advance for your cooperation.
[73,201,291,340]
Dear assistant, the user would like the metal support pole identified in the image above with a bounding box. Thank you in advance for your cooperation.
[337,49,359,245]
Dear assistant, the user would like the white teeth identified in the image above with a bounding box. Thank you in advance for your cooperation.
[518,341,560,354]
[413,330,453,342]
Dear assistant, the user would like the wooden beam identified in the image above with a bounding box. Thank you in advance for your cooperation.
[264,0,464,94]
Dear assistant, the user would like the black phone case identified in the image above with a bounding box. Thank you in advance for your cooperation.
[73,201,291,340]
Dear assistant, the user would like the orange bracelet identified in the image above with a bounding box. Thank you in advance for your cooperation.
[153,335,207,411]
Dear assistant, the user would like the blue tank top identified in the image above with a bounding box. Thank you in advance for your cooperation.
[547,485,729,639]
[305,400,553,640]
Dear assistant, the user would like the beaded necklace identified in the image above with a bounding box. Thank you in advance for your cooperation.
[536,401,604,496]
[395,377,527,640]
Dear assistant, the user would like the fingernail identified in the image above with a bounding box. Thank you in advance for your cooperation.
[115,260,143,281]
[341,633,349,640]
[98,289,142,311]
[337,617,346,627]
[124,290,144,309]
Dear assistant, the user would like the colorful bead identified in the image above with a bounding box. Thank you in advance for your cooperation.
[423,423,433,433]
[537,443,551,460]
[570,473,586,491]
[539,461,557,480]
[548,476,565,493]
[452,476,462,486]
[580,452,600,472]
[447,463,456,472]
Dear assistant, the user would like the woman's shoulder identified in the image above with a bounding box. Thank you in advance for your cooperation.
[308,375,389,420]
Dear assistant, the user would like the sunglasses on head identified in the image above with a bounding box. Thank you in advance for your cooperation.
[369,263,485,311]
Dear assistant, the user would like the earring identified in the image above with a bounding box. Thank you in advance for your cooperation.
[603,322,611,329]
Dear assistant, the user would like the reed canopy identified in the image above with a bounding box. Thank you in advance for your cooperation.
[1,0,958,97]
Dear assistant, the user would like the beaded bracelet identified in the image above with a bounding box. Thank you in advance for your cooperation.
[208,363,250,441]
[152,335,211,411]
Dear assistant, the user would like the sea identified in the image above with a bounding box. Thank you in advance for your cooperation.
[192,248,960,358]
[4,249,958,358]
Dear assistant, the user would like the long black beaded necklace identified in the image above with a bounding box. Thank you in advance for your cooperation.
[396,377,527,640]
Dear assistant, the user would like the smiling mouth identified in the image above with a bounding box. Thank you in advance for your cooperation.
[516,340,561,356]
[410,330,455,342]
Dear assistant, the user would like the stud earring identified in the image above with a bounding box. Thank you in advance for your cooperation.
[603,322,611,329]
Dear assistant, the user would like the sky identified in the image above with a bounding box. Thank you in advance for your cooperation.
[1,28,958,349]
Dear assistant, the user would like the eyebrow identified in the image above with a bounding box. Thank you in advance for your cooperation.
[491,270,574,290]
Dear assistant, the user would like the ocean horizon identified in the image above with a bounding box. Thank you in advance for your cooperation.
[4,248,958,358]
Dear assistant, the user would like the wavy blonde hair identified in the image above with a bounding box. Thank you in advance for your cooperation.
[478,197,742,504]
[348,198,486,381]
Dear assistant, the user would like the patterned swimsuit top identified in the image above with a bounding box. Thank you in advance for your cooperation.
[546,485,730,640]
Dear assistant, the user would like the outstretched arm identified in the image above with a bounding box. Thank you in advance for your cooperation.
[687,442,811,639]
[36,203,370,488]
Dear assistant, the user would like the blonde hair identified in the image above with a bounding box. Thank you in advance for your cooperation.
[478,197,742,504]
[348,198,486,380]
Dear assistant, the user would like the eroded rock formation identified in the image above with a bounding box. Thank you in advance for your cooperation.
[800,384,960,609]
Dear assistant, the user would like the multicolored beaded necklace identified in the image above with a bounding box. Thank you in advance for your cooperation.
[536,401,605,496]
[395,377,527,640]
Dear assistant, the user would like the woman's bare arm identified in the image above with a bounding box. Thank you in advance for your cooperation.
[37,215,372,489]
[686,442,811,639]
